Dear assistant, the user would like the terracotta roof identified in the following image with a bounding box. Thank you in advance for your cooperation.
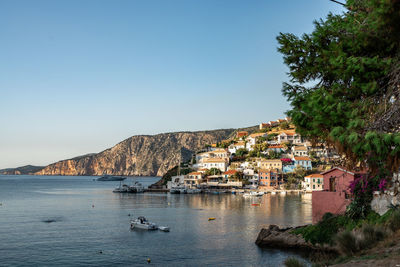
[321,167,355,176]
[259,159,282,163]
[234,141,245,146]
[294,156,311,161]
[293,146,307,151]
[305,174,323,178]
[248,133,267,138]
[236,131,248,137]
[202,157,228,163]
[223,170,237,175]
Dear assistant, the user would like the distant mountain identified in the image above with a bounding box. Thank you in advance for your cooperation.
[0,165,45,175]
[34,126,258,177]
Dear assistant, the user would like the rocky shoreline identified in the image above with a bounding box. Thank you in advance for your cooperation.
[255,225,338,253]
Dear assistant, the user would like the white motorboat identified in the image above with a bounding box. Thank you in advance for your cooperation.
[186,188,201,194]
[113,184,130,193]
[158,226,170,232]
[243,191,264,197]
[130,216,158,230]
[130,181,145,193]
[170,185,186,194]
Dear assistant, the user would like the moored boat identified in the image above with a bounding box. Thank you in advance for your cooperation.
[97,175,126,181]
[130,216,158,230]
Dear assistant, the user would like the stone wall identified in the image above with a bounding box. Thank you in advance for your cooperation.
[371,172,400,215]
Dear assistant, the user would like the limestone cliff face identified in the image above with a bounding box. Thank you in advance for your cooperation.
[35,129,239,177]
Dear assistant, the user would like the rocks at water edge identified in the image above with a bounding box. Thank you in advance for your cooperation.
[255,225,336,252]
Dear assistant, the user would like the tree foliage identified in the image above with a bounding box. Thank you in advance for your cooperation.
[278,0,400,178]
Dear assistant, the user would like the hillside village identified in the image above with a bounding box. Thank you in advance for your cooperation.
[167,118,342,193]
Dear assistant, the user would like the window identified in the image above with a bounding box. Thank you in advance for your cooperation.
[313,184,315,189]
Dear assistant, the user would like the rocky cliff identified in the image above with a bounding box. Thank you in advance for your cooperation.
[35,127,256,177]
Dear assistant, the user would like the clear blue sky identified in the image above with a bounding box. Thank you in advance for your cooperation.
[0,0,345,169]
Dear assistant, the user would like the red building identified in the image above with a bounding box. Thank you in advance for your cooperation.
[312,167,365,223]
[259,169,282,190]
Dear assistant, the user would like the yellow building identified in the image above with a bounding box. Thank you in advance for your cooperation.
[257,159,282,171]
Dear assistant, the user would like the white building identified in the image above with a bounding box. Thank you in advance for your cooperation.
[199,157,229,172]
[196,149,229,163]
[245,133,267,151]
[277,131,302,144]
[292,146,308,156]
[228,141,245,154]
[302,174,323,192]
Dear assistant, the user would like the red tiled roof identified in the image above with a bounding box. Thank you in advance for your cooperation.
[223,170,237,175]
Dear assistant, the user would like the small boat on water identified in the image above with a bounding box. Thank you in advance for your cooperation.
[130,181,145,193]
[113,181,145,193]
[113,184,130,193]
[97,175,126,181]
[186,188,201,194]
[243,191,264,197]
[208,217,216,221]
[130,216,158,230]
[158,226,170,232]
[170,185,186,194]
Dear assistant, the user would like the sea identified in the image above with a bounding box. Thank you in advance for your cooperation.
[0,175,313,266]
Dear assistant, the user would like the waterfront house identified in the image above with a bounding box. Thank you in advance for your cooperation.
[257,159,282,172]
[312,167,363,223]
[281,158,295,173]
[223,170,242,188]
[258,169,282,190]
[184,172,204,189]
[302,173,323,192]
[293,156,312,170]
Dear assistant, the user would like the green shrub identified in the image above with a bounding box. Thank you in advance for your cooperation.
[283,257,306,267]
[358,224,386,250]
[335,230,358,256]
[387,209,400,232]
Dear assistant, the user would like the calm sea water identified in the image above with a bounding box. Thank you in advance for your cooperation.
[0,175,312,266]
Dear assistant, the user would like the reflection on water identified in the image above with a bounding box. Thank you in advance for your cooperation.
[0,175,312,266]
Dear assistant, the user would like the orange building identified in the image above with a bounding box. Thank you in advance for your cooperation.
[258,169,282,189]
